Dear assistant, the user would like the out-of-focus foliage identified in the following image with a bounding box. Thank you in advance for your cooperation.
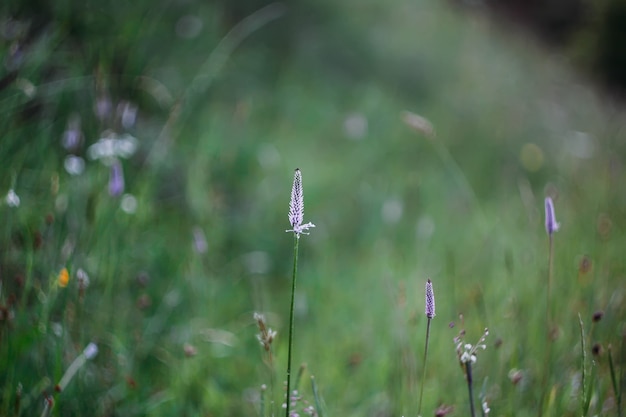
[469,0,626,93]
[1,0,625,416]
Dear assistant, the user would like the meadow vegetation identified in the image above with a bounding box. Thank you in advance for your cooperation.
[1,0,625,416]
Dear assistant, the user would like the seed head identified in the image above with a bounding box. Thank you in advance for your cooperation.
[425,279,435,318]
[286,168,315,237]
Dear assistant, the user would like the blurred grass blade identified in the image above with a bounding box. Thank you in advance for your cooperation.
[578,313,590,417]
[311,376,325,417]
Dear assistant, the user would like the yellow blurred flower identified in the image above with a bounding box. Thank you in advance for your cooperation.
[58,268,69,288]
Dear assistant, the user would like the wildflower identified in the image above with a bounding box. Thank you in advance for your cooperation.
[425,279,435,318]
[544,197,559,235]
[76,268,90,289]
[58,268,69,288]
[95,94,112,121]
[402,110,435,138]
[5,189,20,207]
[592,310,604,322]
[57,342,98,391]
[87,133,138,161]
[508,368,524,385]
[117,100,138,129]
[83,342,98,360]
[254,312,277,351]
[64,155,85,176]
[61,115,83,151]
[482,400,491,415]
[286,168,315,237]
[192,226,208,254]
[108,160,124,197]
[455,327,489,365]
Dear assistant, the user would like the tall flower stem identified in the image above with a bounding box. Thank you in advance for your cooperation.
[418,279,435,417]
[466,361,476,417]
[417,317,432,416]
[285,234,300,417]
[547,233,554,336]
[540,196,559,417]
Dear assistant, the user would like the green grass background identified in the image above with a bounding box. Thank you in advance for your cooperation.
[1,0,625,416]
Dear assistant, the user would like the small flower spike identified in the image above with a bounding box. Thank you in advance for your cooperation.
[544,197,559,235]
[425,279,436,318]
[108,159,125,197]
[286,168,315,237]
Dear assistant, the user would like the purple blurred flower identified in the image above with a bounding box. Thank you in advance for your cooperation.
[192,226,208,254]
[117,100,138,129]
[286,168,315,237]
[95,94,113,121]
[425,279,435,318]
[108,160,124,197]
[544,197,559,235]
[62,115,83,151]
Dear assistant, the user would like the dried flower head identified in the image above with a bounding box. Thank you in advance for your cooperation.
[544,197,559,235]
[454,327,489,365]
[254,312,277,352]
[425,279,436,318]
[286,168,315,237]
[592,310,604,322]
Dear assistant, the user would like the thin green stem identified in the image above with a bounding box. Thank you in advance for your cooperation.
[578,314,588,416]
[285,235,300,417]
[608,345,621,417]
[547,234,554,333]
[466,361,476,417]
[417,317,432,416]
[539,234,555,417]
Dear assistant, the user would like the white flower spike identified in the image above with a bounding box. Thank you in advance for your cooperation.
[286,168,315,237]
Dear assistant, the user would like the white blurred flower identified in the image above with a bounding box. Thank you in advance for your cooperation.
[5,189,20,207]
[120,194,138,214]
[343,112,368,140]
[83,342,98,360]
[64,155,85,176]
[87,133,138,161]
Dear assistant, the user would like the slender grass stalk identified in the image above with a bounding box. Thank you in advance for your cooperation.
[254,313,277,416]
[285,235,299,417]
[608,345,622,417]
[540,197,559,417]
[418,317,432,416]
[284,168,314,417]
[455,328,488,417]
[311,376,325,417]
[466,361,476,417]
[260,384,266,417]
[547,233,554,334]
[578,314,589,416]
[418,279,435,417]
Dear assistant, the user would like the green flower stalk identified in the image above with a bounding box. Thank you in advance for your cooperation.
[285,168,315,417]
[544,196,559,333]
[418,279,435,416]
[455,327,489,417]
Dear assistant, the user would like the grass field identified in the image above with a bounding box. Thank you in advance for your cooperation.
[1,0,625,416]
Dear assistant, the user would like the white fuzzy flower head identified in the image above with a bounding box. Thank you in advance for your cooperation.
[83,342,98,360]
[286,168,315,238]
[455,327,489,365]
[482,400,490,415]
[5,189,20,207]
